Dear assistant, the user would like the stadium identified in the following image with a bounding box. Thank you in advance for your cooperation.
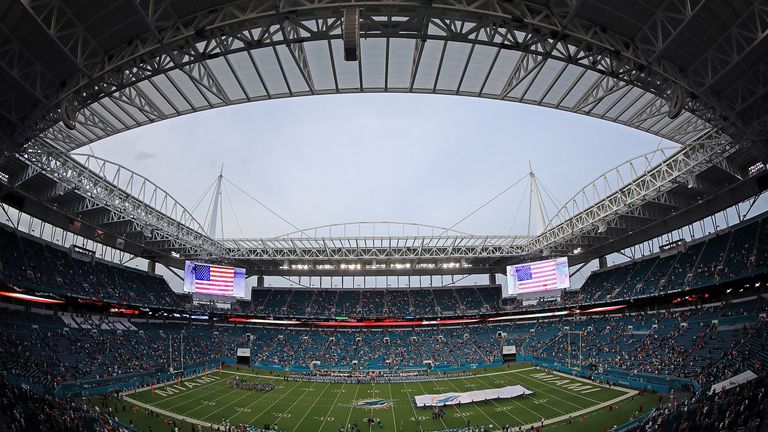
[1,0,768,431]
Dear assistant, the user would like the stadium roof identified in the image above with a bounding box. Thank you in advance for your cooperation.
[0,0,767,275]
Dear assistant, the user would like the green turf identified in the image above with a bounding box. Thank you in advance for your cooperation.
[93,364,663,432]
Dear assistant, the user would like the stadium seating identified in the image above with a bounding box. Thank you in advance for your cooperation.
[571,213,768,305]
[249,285,502,319]
[2,297,765,393]
[5,211,768,322]
[0,375,120,431]
[0,226,186,308]
[522,301,768,384]
[640,374,768,431]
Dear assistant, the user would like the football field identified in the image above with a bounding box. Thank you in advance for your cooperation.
[113,364,659,432]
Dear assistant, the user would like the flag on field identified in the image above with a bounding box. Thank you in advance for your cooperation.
[192,263,236,295]
[514,259,559,293]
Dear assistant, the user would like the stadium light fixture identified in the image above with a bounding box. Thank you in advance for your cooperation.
[171,251,180,258]
[573,247,582,254]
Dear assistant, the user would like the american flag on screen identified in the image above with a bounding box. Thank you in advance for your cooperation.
[193,263,235,295]
[515,259,559,293]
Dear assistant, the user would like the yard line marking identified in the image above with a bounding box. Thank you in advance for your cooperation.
[510,387,639,431]
[344,382,361,431]
[400,377,423,432]
[198,379,295,422]
[174,380,245,415]
[164,376,241,411]
[443,374,502,430]
[415,379,449,430]
[387,381,398,432]
[511,369,618,407]
[470,374,557,423]
[220,370,285,380]
[463,375,527,426]
[318,382,346,432]
[123,395,226,431]
[292,381,331,431]
[245,380,305,425]
[269,380,318,430]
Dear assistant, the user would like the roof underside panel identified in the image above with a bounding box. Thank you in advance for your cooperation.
[36,34,713,152]
[0,0,765,270]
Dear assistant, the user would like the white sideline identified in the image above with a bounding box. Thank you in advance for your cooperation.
[219,366,537,382]
[121,370,228,431]
[506,388,639,432]
[119,366,640,432]
[123,394,226,431]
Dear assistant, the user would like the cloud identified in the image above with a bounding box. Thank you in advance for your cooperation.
[133,150,157,162]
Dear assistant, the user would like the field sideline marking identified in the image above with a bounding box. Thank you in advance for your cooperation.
[344,382,361,431]
[121,365,638,432]
[435,373,485,426]
[400,376,424,432]
[445,375,502,430]
[482,368,639,432]
[185,377,275,420]
[485,372,585,412]
[149,374,223,406]
[218,366,537,382]
[509,387,637,432]
[506,368,619,405]
[122,370,218,397]
[471,373,563,422]
[487,373,569,416]
[292,381,331,432]
[174,380,243,416]
[243,380,304,425]
[123,395,225,430]
[269,380,319,430]
[318,382,346,431]
[163,376,240,412]
[387,381,398,432]
[415,379,449,430]
[456,374,527,426]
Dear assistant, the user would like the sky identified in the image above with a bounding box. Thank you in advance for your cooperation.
[87,93,672,240]
[74,93,689,294]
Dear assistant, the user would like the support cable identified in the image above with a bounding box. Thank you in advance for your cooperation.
[190,177,219,215]
[223,177,304,234]
[443,172,529,234]
[507,183,529,236]
[222,182,246,238]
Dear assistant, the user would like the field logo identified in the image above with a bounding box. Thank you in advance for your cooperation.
[349,399,393,409]
[431,395,460,405]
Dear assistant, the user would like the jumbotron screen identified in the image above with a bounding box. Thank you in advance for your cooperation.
[504,257,570,298]
[183,261,246,298]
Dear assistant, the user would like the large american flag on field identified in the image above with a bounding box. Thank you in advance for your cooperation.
[192,263,236,295]
[514,259,559,293]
